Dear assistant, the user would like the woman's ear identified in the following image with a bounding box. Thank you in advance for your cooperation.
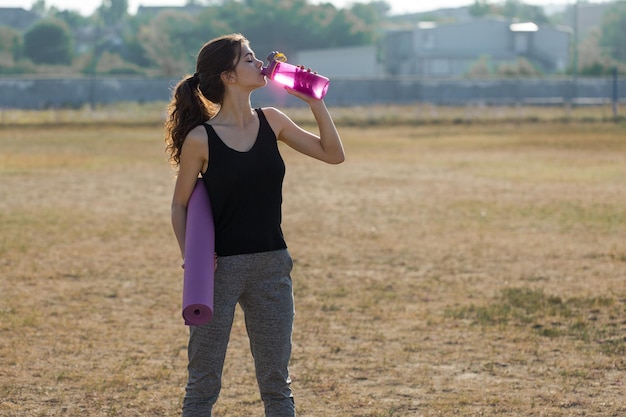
[221,71,236,84]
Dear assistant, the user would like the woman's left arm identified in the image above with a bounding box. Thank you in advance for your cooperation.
[265,90,345,164]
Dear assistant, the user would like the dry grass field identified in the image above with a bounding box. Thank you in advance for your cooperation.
[0,107,625,416]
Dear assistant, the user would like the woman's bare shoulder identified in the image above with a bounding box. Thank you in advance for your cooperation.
[183,124,209,148]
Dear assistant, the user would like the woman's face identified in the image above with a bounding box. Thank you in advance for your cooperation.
[232,43,266,89]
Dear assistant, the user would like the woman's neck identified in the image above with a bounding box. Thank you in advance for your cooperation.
[212,92,255,128]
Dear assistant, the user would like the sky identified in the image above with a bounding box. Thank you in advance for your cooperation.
[2,0,598,17]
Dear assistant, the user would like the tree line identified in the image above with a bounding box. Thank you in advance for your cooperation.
[0,0,624,77]
[0,0,389,76]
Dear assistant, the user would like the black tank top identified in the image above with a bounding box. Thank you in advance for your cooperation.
[201,108,287,256]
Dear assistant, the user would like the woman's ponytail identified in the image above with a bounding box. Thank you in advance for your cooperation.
[164,74,217,168]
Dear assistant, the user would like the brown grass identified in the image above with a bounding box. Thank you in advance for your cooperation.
[0,102,623,127]
[0,114,625,416]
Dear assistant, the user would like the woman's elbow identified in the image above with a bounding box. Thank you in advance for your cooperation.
[330,155,345,164]
[328,151,345,164]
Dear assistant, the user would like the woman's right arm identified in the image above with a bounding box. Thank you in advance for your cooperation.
[171,126,208,260]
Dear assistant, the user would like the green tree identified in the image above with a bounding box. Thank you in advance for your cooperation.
[23,19,74,65]
[497,57,542,77]
[466,55,495,77]
[469,0,491,18]
[470,0,549,23]
[326,9,372,47]
[98,0,129,27]
[232,0,314,56]
[578,27,626,76]
[30,0,48,15]
[138,10,211,75]
[500,0,548,24]
[350,1,390,25]
[219,0,375,54]
[0,26,22,71]
[285,2,338,51]
[600,1,626,62]
[52,9,90,30]
[347,1,389,46]
[129,0,379,75]
[0,26,21,55]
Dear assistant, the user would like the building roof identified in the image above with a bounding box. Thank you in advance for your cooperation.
[0,7,40,31]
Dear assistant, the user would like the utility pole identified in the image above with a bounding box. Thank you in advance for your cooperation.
[572,0,579,107]
[613,67,619,120]
[567,0,579,116]
[572,0,579,79]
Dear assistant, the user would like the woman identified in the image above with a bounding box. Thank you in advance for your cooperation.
[165,33,345,417]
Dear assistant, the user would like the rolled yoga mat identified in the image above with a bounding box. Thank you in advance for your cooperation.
[182,178,215,325]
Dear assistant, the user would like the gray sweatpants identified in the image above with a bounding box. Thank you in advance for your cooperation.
[182,249,296,417]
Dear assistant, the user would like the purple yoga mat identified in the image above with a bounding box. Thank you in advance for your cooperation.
[182,179,214,325]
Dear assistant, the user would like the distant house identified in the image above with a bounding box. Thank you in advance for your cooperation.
[381,18,570,77]
[0,7,40,31]
[136,5,205,18]
[294,17,570,79]
[294,45,382,78]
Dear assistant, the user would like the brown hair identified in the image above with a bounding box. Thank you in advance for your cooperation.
[165,33,248,167]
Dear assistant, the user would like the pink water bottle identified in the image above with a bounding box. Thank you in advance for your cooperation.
[262,51,330,99]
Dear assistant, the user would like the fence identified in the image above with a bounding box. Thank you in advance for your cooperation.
[0,75,623,111]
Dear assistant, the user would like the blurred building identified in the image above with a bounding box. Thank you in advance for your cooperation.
[294,45,382,78]
[382,18,570,77]
[298,18,571,78]
[0,7,39,31]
